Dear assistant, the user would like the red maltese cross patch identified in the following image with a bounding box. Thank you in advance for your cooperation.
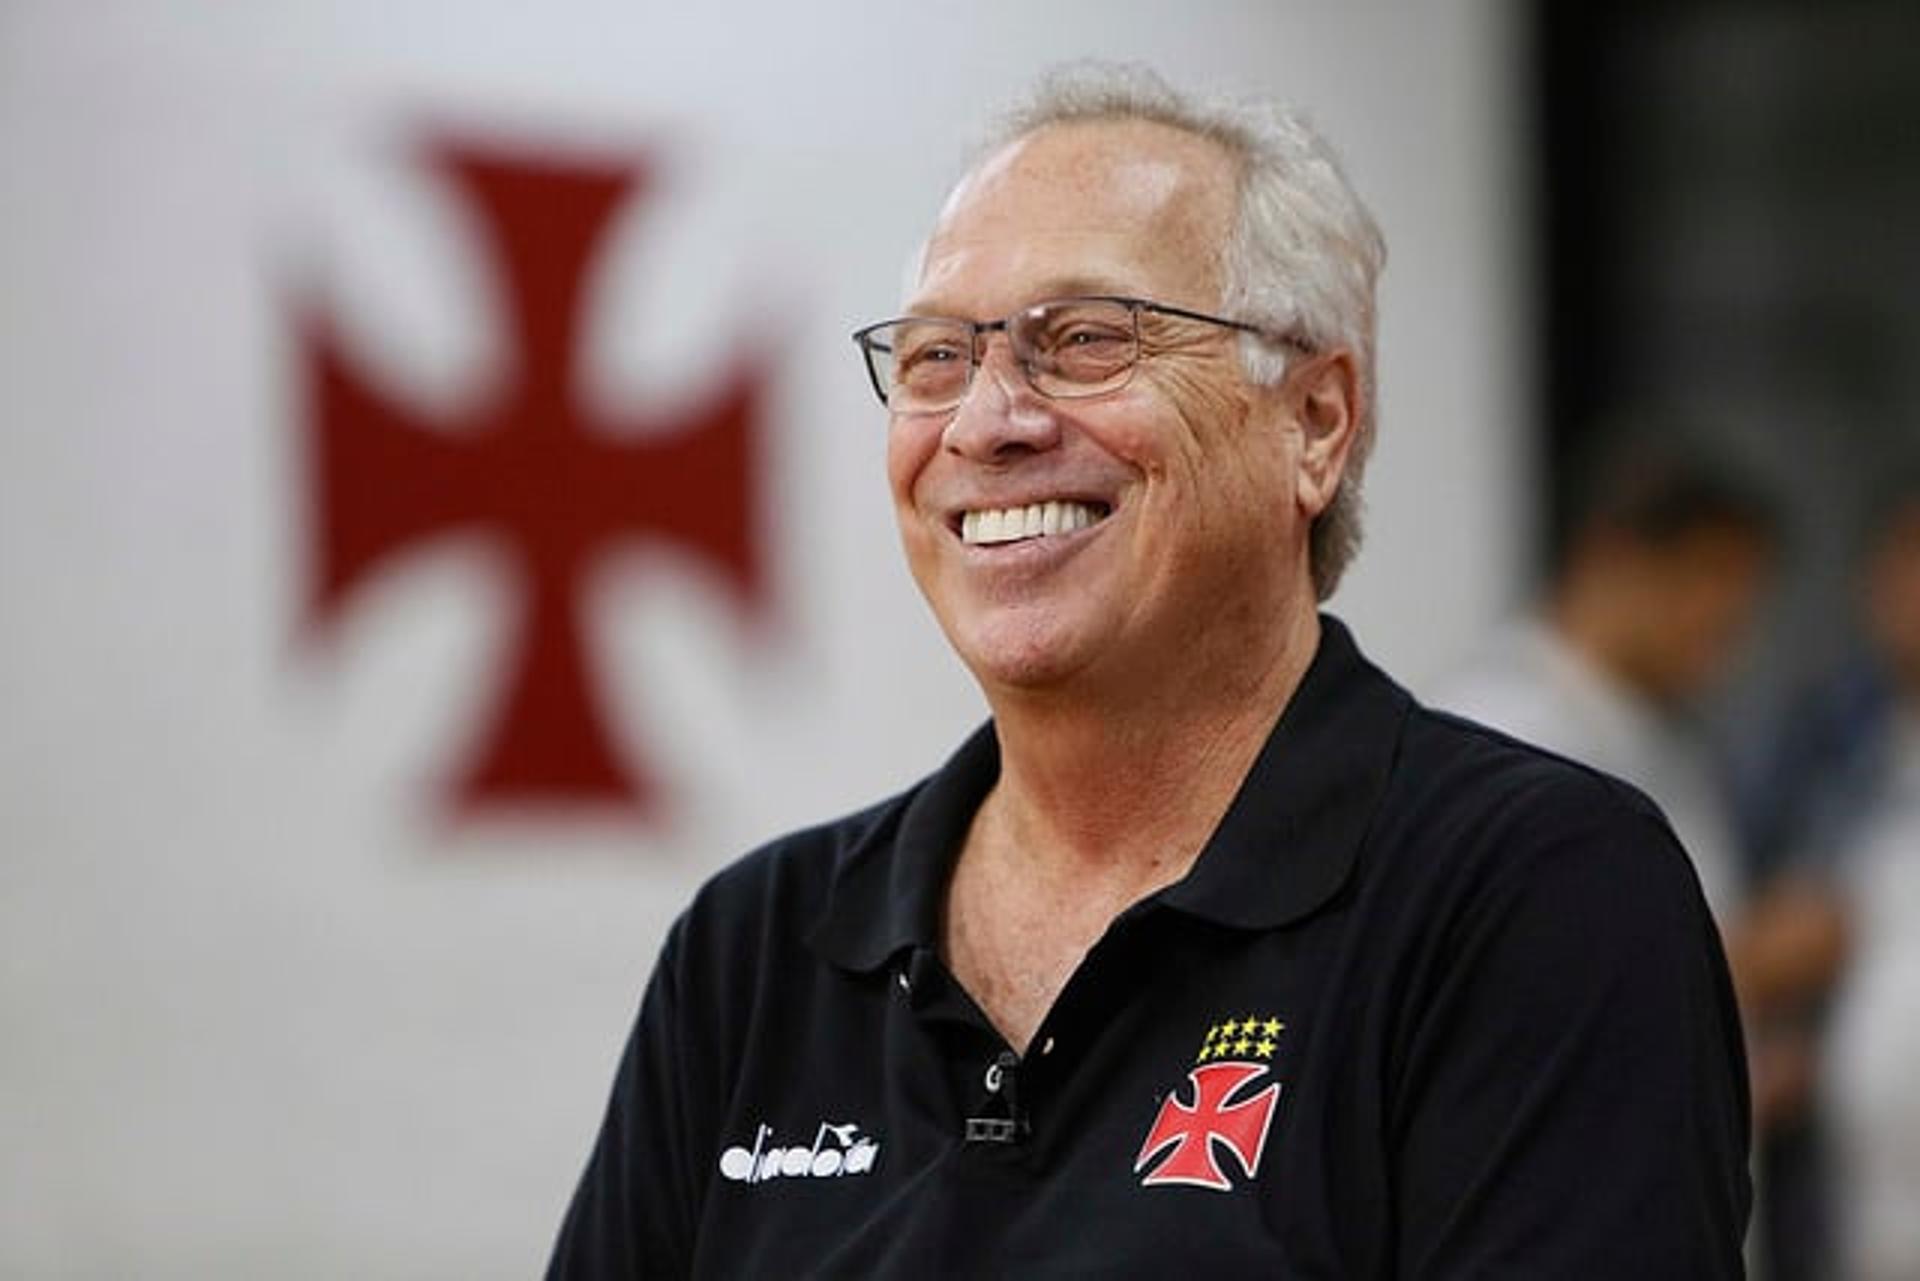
[1134,1015,1285,1191]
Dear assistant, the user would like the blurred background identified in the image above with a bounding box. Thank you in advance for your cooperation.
[0,1,1911,1276]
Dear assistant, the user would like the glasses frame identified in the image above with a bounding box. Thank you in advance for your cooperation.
[849,295,1312,414]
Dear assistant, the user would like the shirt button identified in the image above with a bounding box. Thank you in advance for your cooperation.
[896,970,911,995]
[984,1062,1004,1093]
[1039,1036,1056,1057]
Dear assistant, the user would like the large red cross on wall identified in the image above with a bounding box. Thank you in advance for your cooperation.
[299,141,769,823]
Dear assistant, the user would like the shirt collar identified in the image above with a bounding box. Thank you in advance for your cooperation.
[805,723,999,973]
[1156,614,1410,929]
[806,615,1410,971]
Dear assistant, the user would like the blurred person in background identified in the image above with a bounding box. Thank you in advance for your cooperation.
[1756,467,1920,1281]
[1435,436,1777,920]
[1433,435,1845,1133]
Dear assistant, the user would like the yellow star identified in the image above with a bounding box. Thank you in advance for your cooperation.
[1263,1018,1283,1038]
[1241,1016,1261,1035]
[1218,1018,1239,1039]
[1254,1038,1276,1058]
[1233,1037,1252,1056]
[1205,1023,1222,1044]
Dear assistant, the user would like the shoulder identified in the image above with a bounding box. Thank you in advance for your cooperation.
[1398,700,1674,842]
[1371,702,1746,1099]
[1374,702,1709,931]
[1371,720,1751,1277]
[635,785,926,1081]
[669,788,912,962]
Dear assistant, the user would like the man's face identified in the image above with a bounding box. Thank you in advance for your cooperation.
[886,120,1337,699]
[1628,524,1774,703]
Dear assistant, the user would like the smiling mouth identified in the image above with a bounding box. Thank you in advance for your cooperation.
[958,500,1111,546]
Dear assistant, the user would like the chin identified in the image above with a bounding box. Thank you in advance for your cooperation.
[965,651,1082,695]
[946,612,1098,695]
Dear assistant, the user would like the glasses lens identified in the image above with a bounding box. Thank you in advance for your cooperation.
[1013,299,1138,397]
[866,318,971,412]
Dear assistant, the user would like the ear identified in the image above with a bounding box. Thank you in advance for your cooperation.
[1291,350,1360,519]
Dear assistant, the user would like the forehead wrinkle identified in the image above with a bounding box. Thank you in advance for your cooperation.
[916,120,1237,315]
[908,262,1152,319]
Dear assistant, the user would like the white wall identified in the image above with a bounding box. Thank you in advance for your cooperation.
[0,2,1528,1275]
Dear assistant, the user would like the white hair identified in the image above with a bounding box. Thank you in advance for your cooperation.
[960,62,1388,600]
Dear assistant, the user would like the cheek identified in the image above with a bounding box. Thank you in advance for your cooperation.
[1122,388,1296,569]
[1122,363,1267,481]
[1172,381,1296,521]
[885,420,941,510]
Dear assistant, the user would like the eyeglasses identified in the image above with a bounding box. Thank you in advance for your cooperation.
[850,295,1309,415]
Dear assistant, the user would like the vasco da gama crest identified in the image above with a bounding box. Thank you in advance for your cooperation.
[1134,1015,1285,1192]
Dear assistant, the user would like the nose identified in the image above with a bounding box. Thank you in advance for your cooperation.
[940,336,1062,463]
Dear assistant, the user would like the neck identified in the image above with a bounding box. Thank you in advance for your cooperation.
[977,607,1321,891]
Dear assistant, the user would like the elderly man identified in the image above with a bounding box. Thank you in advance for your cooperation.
[549,67,1749,1277]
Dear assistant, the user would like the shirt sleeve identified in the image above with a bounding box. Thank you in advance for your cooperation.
[1390,781,1752,1279]
[546,921,701,1280]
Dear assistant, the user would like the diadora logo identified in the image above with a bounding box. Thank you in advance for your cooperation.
[718,1120,881,1185]
[1134,1013,1287,1192]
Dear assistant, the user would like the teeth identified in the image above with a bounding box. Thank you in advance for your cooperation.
[960,501,1103,546]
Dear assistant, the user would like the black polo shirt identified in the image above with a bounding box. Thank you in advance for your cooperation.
[549,617,1750,1278]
